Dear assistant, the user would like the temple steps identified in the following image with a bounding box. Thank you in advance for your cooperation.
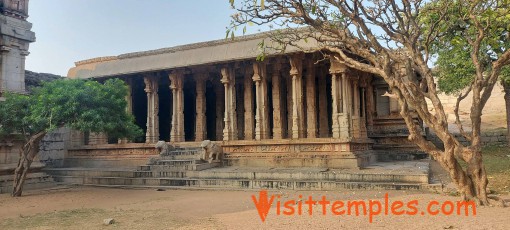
[45,168,428,183]
[59,177,439,191]
[43,163,439,192]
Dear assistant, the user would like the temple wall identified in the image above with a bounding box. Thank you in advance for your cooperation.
[38,128,71,167]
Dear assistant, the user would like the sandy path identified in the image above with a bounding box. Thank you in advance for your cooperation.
[0,187,508,229]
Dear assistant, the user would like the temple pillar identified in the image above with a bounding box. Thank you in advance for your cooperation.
[341,73,352,138]
[389,96,399,115]
[261,66,271,139]
[330,58,351,139]
[330,72,340,138]
[271,61,284,139]
[144,75,159,143]
[305,60,317,138]
[318,66,329,137]
[366,79,375,135]
[194,73,207,142]
[253,62,270,140]
[360,86,368,138]
[169,71,185,142]
[244,67,254,140]
[289,54,304,139]
[286,70,293,138]
[215,81,224,141]
[352,77,361,138]
[221,67,238,141]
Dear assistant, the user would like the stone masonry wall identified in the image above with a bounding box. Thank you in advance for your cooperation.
[38,128,71,167]
[426,129,508,149]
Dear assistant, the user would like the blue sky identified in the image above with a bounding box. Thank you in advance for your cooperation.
[26,0,263,76]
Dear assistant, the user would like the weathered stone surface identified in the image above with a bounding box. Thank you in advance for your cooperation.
[103,218,115,225]
[200,140,223,163]
[0,1,35,96]
[155,141,175,156]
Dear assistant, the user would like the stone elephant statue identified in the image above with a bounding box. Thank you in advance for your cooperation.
[155,141,175,156]
[200,140,223,163]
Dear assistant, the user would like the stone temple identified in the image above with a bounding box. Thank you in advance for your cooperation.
[65,32,424,171]
[0,0,35,97]
[2,15,434,192]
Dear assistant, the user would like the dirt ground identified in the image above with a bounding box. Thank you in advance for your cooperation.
[0,187,509,230]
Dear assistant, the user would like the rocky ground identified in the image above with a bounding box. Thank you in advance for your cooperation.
[0,187,508,230]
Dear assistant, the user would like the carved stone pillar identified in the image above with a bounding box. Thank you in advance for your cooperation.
[221,67,237,141]
[144,75,159,143]
[289,54,304,139]
[215,81,224,141]
[340,73,352,139]
[352,77,361,138]
[271,61,284,139]
[366,80,375,135]
[286,71,293,138]
[330,58,351,139]
[195,73,207,142]
[329,60,344,138]
[318,66,329,138]
[360,86,368,138]
[244,67,254,140]
[389,96,399,115]
[261,66,271,139]
[305,61,317,138]
[169,71,185,142]
[253,62,269,140]
[330,72,340,138]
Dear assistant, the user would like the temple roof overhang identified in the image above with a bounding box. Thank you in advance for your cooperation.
[67,32,319,79]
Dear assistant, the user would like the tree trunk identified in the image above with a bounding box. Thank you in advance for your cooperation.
[11,132,47,197]
[434,140,489,204]
[504,81,510,147]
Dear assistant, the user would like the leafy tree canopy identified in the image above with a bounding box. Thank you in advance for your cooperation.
[424,0,510,94]
[0,78,142,140]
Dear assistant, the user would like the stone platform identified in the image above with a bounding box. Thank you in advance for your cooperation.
[44,160,440,192]
[0,163,60,194]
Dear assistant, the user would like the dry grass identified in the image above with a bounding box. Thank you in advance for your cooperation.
[482,145,510,194]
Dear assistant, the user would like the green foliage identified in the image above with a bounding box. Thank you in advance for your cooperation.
[435,45,478,94]
[424,0,510,94]
[0,78,142,140]
[0,93,30,137]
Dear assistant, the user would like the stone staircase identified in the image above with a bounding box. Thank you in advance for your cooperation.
[44,145,441,191]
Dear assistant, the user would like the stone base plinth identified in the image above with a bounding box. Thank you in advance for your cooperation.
[223,138,375,169]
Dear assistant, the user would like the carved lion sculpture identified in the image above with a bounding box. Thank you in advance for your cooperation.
[200,140,223,163]
[155,141,175,156]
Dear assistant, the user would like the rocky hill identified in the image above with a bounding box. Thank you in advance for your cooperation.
[25,70,63,92]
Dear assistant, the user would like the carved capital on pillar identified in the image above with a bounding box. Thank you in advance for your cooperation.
[0,46,12,52]
[329,57,348,74]
[169,70,184,90]
[144,75,158,93]
[220,67,230,85]
[252,62,264,82]
[289,53,303,76]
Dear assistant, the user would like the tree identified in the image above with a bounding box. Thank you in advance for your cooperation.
[431,2,510,147]
[229,0,510,205]
[0,79,142,197]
